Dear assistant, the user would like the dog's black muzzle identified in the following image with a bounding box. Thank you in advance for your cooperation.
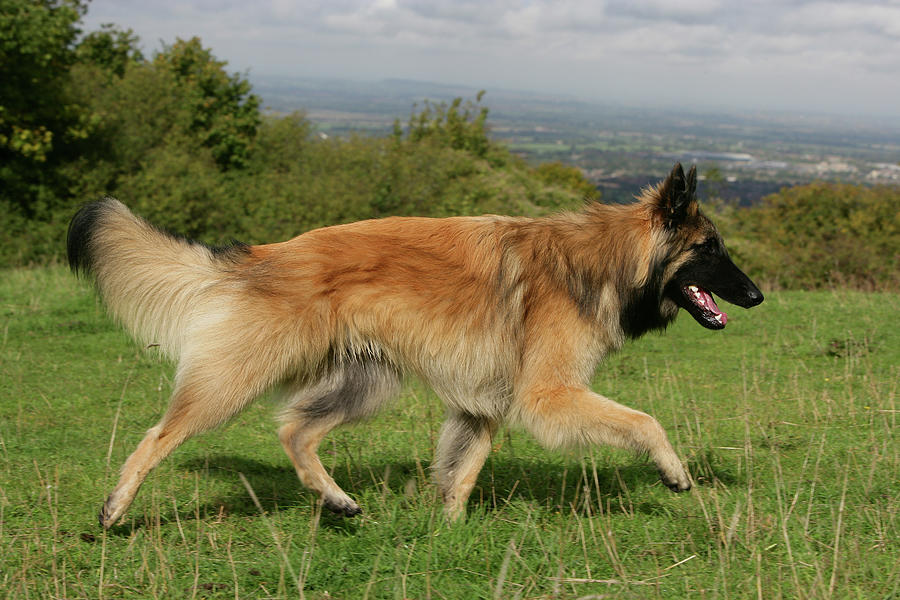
[668,254,764,330]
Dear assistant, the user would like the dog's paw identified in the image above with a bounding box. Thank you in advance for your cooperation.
[659,468,692,492]
[322,495,362,517]
[98,496,120,529]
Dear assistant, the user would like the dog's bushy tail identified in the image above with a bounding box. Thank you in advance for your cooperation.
[67,198,250,360]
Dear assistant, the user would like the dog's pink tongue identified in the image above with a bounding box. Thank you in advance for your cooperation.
[688,285,728,325]
[699,289,727,325]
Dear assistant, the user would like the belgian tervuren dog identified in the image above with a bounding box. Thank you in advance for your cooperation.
[67,163,763,528]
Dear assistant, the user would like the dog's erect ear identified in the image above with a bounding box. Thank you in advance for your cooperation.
[656,163,698,229]
[685,164,697,197]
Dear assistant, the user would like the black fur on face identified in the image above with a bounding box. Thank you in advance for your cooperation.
[646,163,764,331]
[665,233,764,330]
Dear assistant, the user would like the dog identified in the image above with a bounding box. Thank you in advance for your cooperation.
[67,163,763,528]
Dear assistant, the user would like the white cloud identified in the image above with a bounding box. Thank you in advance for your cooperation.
[79,0,900,117]
[781,2,900,36]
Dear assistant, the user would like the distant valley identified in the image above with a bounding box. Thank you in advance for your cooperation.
[251,75,900,205]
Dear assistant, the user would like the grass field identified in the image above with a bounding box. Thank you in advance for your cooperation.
[1,267,898,599]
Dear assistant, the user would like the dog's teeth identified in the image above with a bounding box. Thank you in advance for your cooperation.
[689,285,699,292]
[714,314,723,322]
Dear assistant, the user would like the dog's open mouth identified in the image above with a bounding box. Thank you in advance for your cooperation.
[683,284,728,329]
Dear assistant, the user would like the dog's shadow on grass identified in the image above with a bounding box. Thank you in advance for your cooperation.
[139,449,738,531]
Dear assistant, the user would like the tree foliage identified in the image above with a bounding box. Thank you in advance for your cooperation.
[0,0,86,224]
[712,183,900,290]
[531,161,600,204]
[1,11,268,262]
[151,37,260,170]
[0,0,83,162]
[75,23,143,77]
[400,92,494,161]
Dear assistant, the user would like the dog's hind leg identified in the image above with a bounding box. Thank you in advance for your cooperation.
[100,356,273,529]
[278,361,399,516]
[433,411,498,521]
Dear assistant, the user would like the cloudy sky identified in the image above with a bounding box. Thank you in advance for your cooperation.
[82,0,900,118]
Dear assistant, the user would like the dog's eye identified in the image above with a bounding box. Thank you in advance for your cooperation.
[694,239,719,254]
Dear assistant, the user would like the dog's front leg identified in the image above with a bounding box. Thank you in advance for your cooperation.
[514,384,692,492]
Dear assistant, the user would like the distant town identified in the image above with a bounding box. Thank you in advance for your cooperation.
[252,75,900,205]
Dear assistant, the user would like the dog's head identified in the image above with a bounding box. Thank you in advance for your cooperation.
[653,163,764,330]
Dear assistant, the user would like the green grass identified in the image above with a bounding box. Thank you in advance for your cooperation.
[2,267,898,599]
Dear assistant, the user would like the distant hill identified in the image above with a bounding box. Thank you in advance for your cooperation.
[595,175,791,206]
[250,74,900,206]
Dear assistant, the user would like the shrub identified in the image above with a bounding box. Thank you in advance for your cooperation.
[713,183,900,291]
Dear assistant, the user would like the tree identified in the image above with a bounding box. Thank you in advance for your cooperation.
[720,183,900,290]
[62,35,263,230]
[404,92,495,161]
[531,162,598,204]
[0,0,86,217]
[75,23,143,78]
[152,37,260,170]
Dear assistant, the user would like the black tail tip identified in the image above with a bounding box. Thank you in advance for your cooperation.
[67,198,115,275]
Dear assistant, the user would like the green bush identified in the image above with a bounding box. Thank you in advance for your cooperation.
[713,183,900,291]
[531,161,599,205]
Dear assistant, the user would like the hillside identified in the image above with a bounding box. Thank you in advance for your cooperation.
[252,74,900,204]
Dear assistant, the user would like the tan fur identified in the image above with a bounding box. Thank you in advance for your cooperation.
[76,182,708,528]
